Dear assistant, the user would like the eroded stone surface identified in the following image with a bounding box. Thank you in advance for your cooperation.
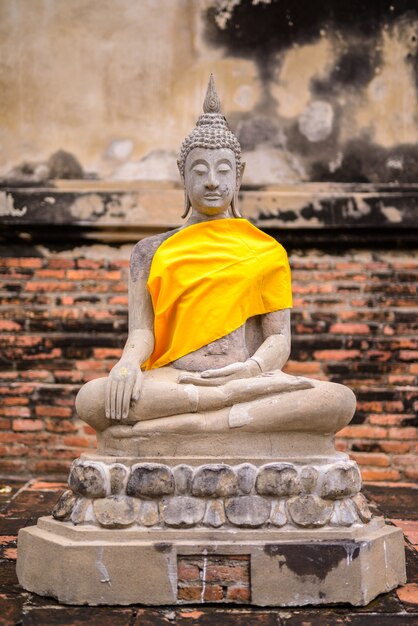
[287,494,333,528]
[192,464,238,498]
[236,463,257,494]
[109,464,128,495]
[203,499,226,528]
[225,496,270,527]
[270,499,288,527]
[52,490,77,521]
[160,496,205,527]
[68,462,107,498]
[256,463,301,497]
[300,466,319,494]
[320,463,362,499]
[93,495,136,528]
[127,464,175,498]
[352,492,373,523]
[71,497,92,525]
[138,500,160,527]
[173,465,193,495]
[330,498,360,527]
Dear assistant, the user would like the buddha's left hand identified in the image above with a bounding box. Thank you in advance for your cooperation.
[178,360,260,386]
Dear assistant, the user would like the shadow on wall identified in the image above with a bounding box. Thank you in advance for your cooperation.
[2,0,418,185]
[204,0,418,184]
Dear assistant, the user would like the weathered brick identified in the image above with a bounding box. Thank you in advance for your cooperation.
[392,455,417,468]
[47,258,75,269]
[35,406,72,418]
[284,361,322,375]
[12,419,44,432]
[26,281,74,292]
[31,460,72,473]
[177,562,200,582]
[314,350,361,361]
[67,269,121,281]
[388,427,418,440]
[361,468,402,482]
[369,414,415,426]
[380,441,411,454]
[0,459,28,473]
[2,407,31,418]
[62,435,91,447]
[44,419,77,433]
[338,425,387,439]
[108,296,129,305]
[350,453,390,467]
[76,259,103,269]
[399,350,418,361]
[329,323,370,334]
[36,269,66,279]
[177,587,203,602]
[201,585,224,602]
[92,348,122,359]
[3,397,29,406]
[226,586,250,602]
[384,401,404,412]
[206,563,249,583]
[0,320,22,331]
[404,468,418,481]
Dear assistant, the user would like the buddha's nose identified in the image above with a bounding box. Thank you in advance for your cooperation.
[205,169,219,189]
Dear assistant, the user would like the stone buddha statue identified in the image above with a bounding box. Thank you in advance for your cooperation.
[75,75,356,455]
[18,76,406,608]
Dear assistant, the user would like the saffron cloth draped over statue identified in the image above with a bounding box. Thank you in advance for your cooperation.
[144,218,292,370]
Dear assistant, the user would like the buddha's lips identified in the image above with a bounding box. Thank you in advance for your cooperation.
[204,194,222,199]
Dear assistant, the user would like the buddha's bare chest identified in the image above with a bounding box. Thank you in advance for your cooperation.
[172,324,249,372]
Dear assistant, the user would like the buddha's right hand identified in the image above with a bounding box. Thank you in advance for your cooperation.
[105,360,143,421]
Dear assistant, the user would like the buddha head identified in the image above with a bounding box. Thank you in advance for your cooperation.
[178,75,245,219]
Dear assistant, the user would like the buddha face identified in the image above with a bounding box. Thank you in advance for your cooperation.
[184,147,237,217]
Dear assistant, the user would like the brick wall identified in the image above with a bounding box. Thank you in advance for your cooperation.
[0,243,416,481]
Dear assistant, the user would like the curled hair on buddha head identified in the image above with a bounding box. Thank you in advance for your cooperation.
[178,74,243,219]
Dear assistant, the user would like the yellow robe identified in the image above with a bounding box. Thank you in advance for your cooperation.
[143,218,292,370]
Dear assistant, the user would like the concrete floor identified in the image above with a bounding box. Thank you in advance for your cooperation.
[0,478,417,625]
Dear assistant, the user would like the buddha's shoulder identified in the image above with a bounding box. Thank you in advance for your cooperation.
[130,229,181,279]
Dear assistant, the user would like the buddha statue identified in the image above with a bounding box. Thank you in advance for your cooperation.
[75,75,356,452]
[17,76,406,608]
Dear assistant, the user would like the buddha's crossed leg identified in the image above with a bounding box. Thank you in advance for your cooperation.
[76,367,356,435]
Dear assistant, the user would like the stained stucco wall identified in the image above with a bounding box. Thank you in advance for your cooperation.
[1,0,418,184]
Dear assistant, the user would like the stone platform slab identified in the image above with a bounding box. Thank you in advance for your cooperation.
[17,516,406,606]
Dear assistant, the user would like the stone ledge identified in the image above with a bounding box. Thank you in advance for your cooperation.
[1,183,417,235]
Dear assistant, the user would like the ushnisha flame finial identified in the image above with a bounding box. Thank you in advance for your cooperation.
[203,74,221,114]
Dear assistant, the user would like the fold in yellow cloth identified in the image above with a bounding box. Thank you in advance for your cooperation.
[143,218,292,370]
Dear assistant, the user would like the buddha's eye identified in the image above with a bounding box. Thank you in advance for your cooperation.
[192,165,208,175]
[218,165,232,174]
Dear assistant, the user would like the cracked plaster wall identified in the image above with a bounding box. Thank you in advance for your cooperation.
[1,0,418,184]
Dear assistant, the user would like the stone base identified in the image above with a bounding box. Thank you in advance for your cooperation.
[17,516,406,606]
[50,454,372,530]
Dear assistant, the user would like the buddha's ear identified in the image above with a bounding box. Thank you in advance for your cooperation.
[178,159,191,219]
[181,193,192,219]
[236,161,246,190]
[177,159,184,183]
[231,162,245,218]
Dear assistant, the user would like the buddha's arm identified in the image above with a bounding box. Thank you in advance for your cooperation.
[105,242,156,420]
[251,308,291,372]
